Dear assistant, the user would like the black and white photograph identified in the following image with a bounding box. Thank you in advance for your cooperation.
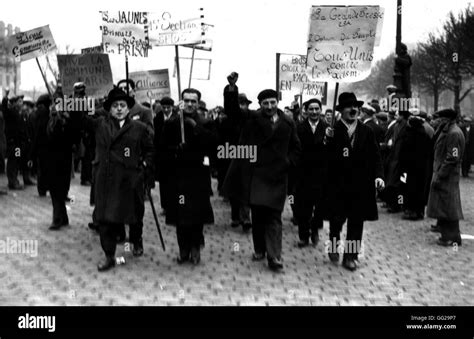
[0,0,473,335]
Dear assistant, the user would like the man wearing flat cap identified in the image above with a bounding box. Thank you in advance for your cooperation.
[83,87,154,271]
[294,98,329,248]
[223,88,301,271]
[325,92,384,271]
[427,109,464,247]
[153,96,177,214]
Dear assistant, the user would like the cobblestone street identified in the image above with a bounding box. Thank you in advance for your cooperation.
[0,175,472,306]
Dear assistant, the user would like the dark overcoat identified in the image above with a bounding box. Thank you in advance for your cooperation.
[427,121,465,221]
[222,109,301,211]
[326,120,384,221]
[90,115,154,224]
[160,112,216,226]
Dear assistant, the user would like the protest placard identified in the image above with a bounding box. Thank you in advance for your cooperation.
[183,23,214,51]
[129,69,171,103]
[173,58,211,81]
[148,9,204,46]
[7,25,56,62]
[100,10,149,57]
[306,6,384,82]
[277,53,327,104]
[57,54,114,98]
[81,44,104,54]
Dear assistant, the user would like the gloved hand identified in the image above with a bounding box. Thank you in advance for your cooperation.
[375,178,385,190]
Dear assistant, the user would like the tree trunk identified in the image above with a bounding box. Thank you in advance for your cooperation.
[434,89,439,112]
[453,74,462,115]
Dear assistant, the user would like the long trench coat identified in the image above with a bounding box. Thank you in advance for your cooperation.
[427,121,465,221]
[90,115,154,224]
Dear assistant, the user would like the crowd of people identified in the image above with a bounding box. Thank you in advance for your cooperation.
[0,73,472,273]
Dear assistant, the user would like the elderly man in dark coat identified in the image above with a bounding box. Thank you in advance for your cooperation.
[153,96,177,214]
[294,98,329,248]
[223,89,301,271]
[399,112,432,220]
[326,92,384,271]
[427,109,465,247]
[87,88,154,271]
[160,88,216,265]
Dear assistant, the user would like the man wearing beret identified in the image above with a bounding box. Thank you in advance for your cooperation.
[153,96,177,214]
[84,87,154,271]
[427,109,464,246]
[294,98,329,248]
[223,88,301,271]
[325,92,384,271]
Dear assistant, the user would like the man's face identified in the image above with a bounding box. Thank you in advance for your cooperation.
[118,83,135,98]
[325,112,332,124]
[260,98,278,117]
[239,103,249,112]
[183,93,199,115]
[341,105,360,123]
[22,104,34,116]
[162,104,173,116]
[110,100,129,121]
[307,103,321,122]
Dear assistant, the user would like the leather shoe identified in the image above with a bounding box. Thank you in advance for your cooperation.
[437,237,462,247]
[8,183,24,190]
[97,257,116,272]
[342,258,357,271]
[88,222,99,232]
[430,224,441,233]
[80,180,92,186]
[268,258,283,271]
[132,241,144,257]
[49,222,68,230]
[310,233,319,246]
[242,223,252,232]
[328,252,340,263]
[297,240,309,248]
[252,252,265,261]
[23,179,36,186]
[176,255,189,264]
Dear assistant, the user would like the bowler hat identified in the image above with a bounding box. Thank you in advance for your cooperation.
[103,88,135,112]
[336,92,364,111]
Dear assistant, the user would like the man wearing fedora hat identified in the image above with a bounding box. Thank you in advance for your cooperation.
[325,92,384,271]
[223,88,301,271]
[427,109,464,247]
[84,87,154,271]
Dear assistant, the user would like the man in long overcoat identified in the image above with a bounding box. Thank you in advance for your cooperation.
[294,98,328,248]
[222,89,301,271]
[427,109,465,247]
[326,92,384,271]
[88,88,154,271]
[160,88,216,265]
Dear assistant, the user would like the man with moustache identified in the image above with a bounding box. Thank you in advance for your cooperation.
[160,88,216,265]
[325,92,384,271]
[86,88,154,271]
[294,98,329,248]
[223,89,301,271]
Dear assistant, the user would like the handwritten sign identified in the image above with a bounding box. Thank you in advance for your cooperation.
[7,25,56,62]
[277,53,327,103]
[184,23,214,51]
[129,69,171,103]
[57,54,114,98]
[81,44,104,54]
[306,6,384,82]
[148,9,204,46]
[100,11,149,57]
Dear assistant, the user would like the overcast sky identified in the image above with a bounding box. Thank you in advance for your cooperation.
[2,0,471,108]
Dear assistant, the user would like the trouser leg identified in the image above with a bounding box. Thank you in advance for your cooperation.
[345,218,364,260]
[176,224,191,259]
[99,223,118,257]
[263,207,283,260]
[439,219,461,242]
[230,199,240,223]
[6,149,20,187]
[297,197,312,242]
[250,205,266,256]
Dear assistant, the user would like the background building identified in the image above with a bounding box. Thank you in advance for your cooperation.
[0,21,21,99]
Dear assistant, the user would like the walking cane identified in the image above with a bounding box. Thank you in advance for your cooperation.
[147,189,166,251]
